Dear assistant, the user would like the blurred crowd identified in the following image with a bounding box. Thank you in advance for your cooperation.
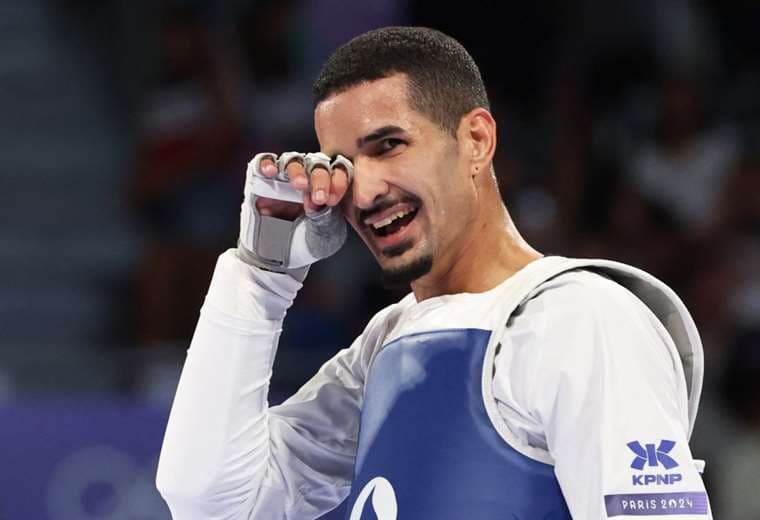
[113,1,759,517]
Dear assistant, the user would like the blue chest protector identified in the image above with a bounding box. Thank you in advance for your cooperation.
[344,328,571,519]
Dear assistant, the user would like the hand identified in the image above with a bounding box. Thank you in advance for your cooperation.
[257,152,352,215]
[237,152,354,278]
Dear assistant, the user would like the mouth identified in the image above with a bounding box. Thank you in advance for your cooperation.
[361,201,421,252]
[371,207,419,237]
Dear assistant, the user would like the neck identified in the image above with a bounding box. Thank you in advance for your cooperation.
[411,201,543,302]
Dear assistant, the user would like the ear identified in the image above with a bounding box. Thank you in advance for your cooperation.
[458,107,497,179]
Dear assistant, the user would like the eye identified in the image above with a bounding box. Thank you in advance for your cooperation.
[378,138,406,154]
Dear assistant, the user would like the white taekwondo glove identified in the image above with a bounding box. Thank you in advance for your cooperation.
[237,151,354,280]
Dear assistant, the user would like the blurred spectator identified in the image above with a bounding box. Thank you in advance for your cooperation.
[574,183,687,284]
[626,74,740,237]
[131,7,243,347]
[714,156,760,332]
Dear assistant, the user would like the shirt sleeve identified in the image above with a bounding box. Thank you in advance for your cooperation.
[495,270,712,519]
[156,250,367,520]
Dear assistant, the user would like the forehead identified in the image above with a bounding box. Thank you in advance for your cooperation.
[314,74,425,155]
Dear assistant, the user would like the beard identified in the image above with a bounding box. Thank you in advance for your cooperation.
[381,253,433,289]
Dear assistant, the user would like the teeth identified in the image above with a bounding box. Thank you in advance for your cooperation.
[372,209,412,229]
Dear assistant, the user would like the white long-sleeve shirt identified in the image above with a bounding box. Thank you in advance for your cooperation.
[156,249,711,519]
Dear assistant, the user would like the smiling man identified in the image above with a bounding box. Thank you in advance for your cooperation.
[314,71,533,296]
[156,27,712,519]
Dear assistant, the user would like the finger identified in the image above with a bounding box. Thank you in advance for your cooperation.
[285,161,309,190]
[303,190,322,214]
[327,166,349,206]
[309,166,331,206]
[259,158,278,178]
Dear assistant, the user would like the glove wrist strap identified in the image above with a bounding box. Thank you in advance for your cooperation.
[235,241,310,282]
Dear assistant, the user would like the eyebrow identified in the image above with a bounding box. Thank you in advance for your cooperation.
[356,125,405,149]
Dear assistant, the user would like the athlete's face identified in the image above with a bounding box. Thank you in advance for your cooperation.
[315,74,478,287]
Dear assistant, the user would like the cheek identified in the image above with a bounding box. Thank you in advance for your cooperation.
[430,172,475,240]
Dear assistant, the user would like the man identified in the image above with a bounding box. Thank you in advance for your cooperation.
[156,27,711,519]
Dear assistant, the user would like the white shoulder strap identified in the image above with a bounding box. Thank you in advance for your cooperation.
[503,256,704,438]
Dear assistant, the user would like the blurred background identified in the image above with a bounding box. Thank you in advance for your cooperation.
[0,0,758,518]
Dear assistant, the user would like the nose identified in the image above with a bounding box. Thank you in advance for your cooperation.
[350,159,390,210]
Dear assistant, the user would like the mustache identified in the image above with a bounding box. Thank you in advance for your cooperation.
[356,194,421,223]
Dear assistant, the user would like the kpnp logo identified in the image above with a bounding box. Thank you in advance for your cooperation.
[627,440,682,486]
[627,440,678,470]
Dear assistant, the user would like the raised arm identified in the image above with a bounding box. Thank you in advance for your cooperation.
[156,152,363,519]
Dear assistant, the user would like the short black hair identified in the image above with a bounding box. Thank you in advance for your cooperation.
[313,26,490,136]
